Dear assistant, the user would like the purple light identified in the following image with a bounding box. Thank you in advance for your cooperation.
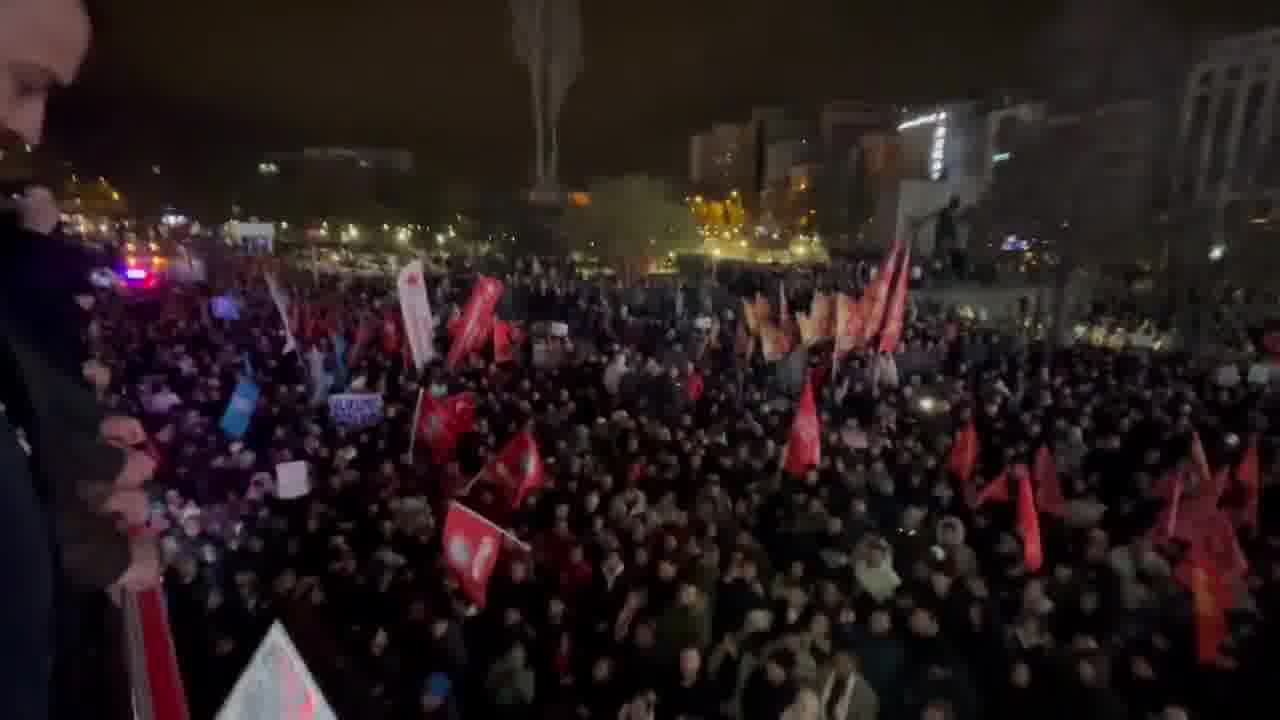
[125,268,148,280]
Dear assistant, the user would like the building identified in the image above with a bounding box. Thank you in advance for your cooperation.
[815,102,896,244]
[252,147,416,222]
[895,102,987,182]
[985,102,1048,181]
[870,103,989,253]
[1076,100,1164,255]
[688,123,754,195]
[1173,28,1280,220]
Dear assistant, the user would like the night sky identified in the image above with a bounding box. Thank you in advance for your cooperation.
[44,0,1280,201]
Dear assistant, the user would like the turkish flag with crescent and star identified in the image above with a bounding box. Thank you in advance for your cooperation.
[446,276,504,371]
[415,392,476,463]
[484,429,546,510]
[442,502,503,608]
[783,379,821,476]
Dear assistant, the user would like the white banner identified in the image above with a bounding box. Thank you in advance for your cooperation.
[264,272,298,355]
[215,622,336,720]
[398,260,436,370]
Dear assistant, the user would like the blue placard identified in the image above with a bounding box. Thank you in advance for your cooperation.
[327,393,384,430]
[220,379,260,438]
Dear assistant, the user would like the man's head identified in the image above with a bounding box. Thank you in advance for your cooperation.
[0,0,89,145]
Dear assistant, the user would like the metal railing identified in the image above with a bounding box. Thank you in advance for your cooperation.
[121,588,190,720]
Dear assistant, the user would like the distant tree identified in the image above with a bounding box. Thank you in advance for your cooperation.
[559,176,699,264]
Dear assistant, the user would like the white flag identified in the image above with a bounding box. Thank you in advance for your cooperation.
[214,622,336,720]
[398,260,436,370]
[264,272,298,355]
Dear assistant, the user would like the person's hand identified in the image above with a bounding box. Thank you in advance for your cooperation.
[102,416,147,448]
[103,488,149,527]
[114,448,157,490]
[83,360,111,392]
[108,536,162,605]
[16,186,59,236]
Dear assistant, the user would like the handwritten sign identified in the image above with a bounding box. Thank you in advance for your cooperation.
[327,393,384,430]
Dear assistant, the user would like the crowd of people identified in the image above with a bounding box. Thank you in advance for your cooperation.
[0,3,1274,720]
[70,259,1274,720]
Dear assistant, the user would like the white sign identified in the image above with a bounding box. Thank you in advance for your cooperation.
[327,393,384,430]
[228,221,276,255]
[1248,363,1272,385]
[398,259,437,370]
[275,461,311,500]
[215,622,336,720]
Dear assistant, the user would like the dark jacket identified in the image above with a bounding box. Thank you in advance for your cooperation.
[0,225,131,589]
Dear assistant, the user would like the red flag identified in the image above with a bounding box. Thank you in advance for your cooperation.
[1236,435,1261,532]
[1205,511,1249,582]
[948,421,979,485]
[442,502,503,608]
[1153,488,1248,584]
[834,293,867,360]
[973,470,1011,508]
[809,364,830,395]
[783,380,821,476]
[381,311,402,355]
[347,316,374,367]
[416,392,477,462]
[1034,446,1066,517]
[493,320,515,364]
[1177,544,1229,664]
[1264,330,1280,361]
[686,370,705,403]
[447,276,505,371]
[127,589,190,720]
[878,246,911,354]
[1191,431,1214,497]
[510,323,528,349]
[483,430,546,510]
[861,241,902,346]
[1016,465,1044,573]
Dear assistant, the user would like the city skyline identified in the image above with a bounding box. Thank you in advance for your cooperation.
[38,0,1280,204]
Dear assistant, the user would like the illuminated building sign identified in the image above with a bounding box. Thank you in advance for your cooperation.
[897,111,947,131]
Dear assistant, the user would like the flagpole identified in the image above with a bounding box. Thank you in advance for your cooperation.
[457,467,486,497]
[407,387,425,457]
[451,501,531,552]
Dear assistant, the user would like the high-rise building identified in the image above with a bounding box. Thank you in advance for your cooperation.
[688,122,754,194]
[816,102,895,243]
[985,102,1047,181]
[895,102,986,182]
[1173,28,1280,214]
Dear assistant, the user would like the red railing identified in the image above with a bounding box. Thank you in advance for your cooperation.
[121,588,190,720]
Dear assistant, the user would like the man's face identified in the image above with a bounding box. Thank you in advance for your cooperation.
[0,0,88,145]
